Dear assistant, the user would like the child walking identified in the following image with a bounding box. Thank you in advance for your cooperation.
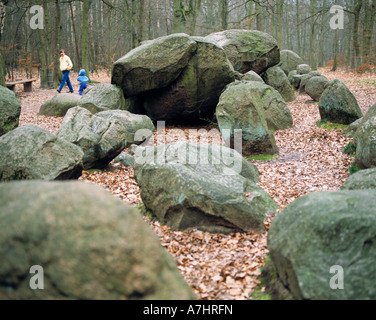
[77,69,89,96]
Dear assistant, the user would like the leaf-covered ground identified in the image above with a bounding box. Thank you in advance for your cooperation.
[17,68,376,300]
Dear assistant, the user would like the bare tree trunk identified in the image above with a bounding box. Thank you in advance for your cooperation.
[69,1,80,70]
[82,0,90,74]
[255,1,262,31]
[362,0,376,64]
[53,0,61,85]
[0,1,7,86]
[220,0,228,30]
[352,0,362,68]
[137,0,145,45]
[187,0,202,35]
[309,0,317,70]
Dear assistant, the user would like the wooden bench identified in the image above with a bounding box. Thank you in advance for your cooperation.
[6,79,36,92]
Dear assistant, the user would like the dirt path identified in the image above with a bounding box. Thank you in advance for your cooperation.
[17,69,376,300]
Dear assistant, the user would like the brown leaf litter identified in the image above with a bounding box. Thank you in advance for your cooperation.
[16,68,376,300]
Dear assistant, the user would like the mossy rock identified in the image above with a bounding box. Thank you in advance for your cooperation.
[112,33,197,97]
[205,29,280,74]
[0,181,196,300]
[142,37,235,124]
[318,79,363,125]
[39,93,81,117]
[262,66,295,102]
[216,81,279,156]
[0,86,21,136]
[341,168,376,190]
[0,124,84,181]
[79,83,127,113]
[268,190,376,300]
[278,50,304,76]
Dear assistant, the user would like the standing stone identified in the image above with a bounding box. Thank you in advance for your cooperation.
[38,93,81,117]
[141,37,235,123]
[111,33,197,97]
[262,66,295,102]
[241,71,264,82]
[216,81,279,156]
[305,76,329,101]
[278,50,305,76]
[318,79,363,124]
[296,64,311,75]
[0,181,196,300]
[134,142,277,234]
[79,83,126,113]
[341,168,376,190]
[352,103,376,141]
[298,71,321,94]
[0,124,83,181]
[205,29,280,74]
[0,86,21,136]
[268,190,376,300]
[354,117,376,169]
[57,107,154,170]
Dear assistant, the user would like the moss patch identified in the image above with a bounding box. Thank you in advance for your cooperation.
[248,154,277,161]
[317,119,348,130]
[349,162,363,175]
[343,142,356,157]
[250,255,294,300]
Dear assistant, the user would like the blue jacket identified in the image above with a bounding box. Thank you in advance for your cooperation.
[77,69,89,85]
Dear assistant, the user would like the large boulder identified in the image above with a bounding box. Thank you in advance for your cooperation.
[141,36,235,123]
[0,181,196,300]
[79,83,126,113]
[290,74,304,90]
[112,34,235,124]
[351,103,376,141]
[354,117,376,169]
[0,124,83,181]
[38,93,81,117]
[318,79,363,124]
[262,66,295,102]
[296,64,311,75]
[216,81,280,156]
[241,70,264,82]
[305,76,329,101]
[57,107,154,170]
[134,142,277,234]
[205,29,280,74]
[112,33,197,97]
[298,71,321,94]
[344,118,363,138]
[278,50,304,76]
[237,80,293,131]
[268,190,376,300]
[0,86,21,136]
[341,168,376,190]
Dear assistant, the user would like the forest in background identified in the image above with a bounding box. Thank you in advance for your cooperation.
[0,0,375,88]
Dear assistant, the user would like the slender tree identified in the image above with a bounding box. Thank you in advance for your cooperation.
[0,0,7,86]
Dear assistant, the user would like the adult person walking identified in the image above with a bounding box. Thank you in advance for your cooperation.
[57,49,74,93]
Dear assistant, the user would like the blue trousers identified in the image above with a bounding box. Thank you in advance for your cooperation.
[79,84,87,96]
[58,70,74,92]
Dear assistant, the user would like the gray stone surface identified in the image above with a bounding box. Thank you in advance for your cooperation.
[268,190,376,300]
[0,124,83,181]
[0,86,21,136]
[0,180,196,300]
[134,142,277,234]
